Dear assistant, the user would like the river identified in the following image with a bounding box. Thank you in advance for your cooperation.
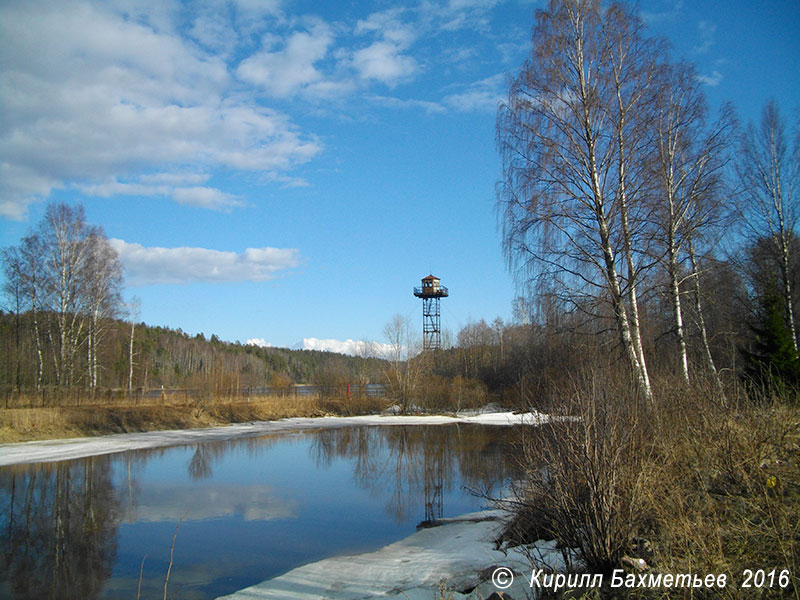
[0,423,526,599]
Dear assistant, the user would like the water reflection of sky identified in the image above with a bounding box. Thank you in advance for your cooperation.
[1,424,523,600]
[122,483,297,522]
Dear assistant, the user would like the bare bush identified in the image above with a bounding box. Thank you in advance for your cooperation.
[504,373,800,598]
[509,371,656,574]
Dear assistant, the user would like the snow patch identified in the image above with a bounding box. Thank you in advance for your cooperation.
[215,509,553,600]
[0,411,546,467]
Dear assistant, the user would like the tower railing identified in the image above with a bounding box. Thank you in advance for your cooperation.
[413,286,449,297]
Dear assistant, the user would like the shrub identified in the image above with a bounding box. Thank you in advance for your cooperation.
[505,372,800,598]
[507,371,656,574]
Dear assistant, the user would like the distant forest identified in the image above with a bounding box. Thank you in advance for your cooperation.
[0,311,388,396]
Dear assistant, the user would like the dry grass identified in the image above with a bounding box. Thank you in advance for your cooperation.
[643,390,800,599]
[0,393,391,443]
[506,373,800,599]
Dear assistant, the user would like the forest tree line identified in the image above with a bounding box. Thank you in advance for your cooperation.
[0,306,389,399]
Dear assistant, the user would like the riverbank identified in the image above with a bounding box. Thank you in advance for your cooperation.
[216,509,546,600]
[0,394,389,444]
[0,410,545,466]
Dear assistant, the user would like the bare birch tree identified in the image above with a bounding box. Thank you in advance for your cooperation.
[37,204,95,386]
[383,313,427,412]
[126,297,141,395]
[605,3,667,398]
[650,62,735,385]
[497,0,659,400]
[18,232,46,389]
[85,232,123,391]
[7,202,124,390]
[737,100,799,352]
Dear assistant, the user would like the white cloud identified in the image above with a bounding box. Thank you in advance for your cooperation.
[348,7,422,88]
[78,174,244,211]
[694,20,717,54]
[300,337,395,357]
[444,74,505,112]
[447,0,501,8]
[419,0,501,32]
[0,0,320,219]
[355,8,416,46]
[697,70,723,86]
[172,187,244,211]
[0,0,527,219]
[109,239,301,286]
[79,180,171,198]
[641,0,685,25]
[340,75,505,117]
[300,337,360,354]
[351,41,418,85]
[139,172,211,186]
[366,95,446,114]
[246,338,273,348]
[0,163,60,220]
[237,22,335,97]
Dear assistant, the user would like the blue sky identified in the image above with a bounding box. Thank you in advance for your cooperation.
[1,0,798,353]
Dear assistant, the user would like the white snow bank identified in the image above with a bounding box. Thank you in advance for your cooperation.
[0,411,546,467]
[216,509,555,600]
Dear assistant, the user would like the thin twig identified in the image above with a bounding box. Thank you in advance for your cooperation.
[163,519,183,600]
[136,554,148,600]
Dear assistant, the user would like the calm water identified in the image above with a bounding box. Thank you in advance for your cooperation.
[0,424,523,600]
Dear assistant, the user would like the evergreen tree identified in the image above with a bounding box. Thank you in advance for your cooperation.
[742,283,800,397]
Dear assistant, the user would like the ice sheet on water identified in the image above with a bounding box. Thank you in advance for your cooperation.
[216,509,557,600]
[0,411,547,466]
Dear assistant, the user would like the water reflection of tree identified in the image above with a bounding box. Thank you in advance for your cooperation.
[0,457,120,600]
[186,434,288,481]
[310,425,523,523]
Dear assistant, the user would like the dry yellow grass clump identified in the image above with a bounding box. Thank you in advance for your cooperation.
[0,393,390,443]
[505,372,800,599]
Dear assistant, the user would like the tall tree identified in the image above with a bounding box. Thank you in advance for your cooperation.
[650,62,734,385]
[742,281,800,395]
[126,297,141,395]
[85,231,123,391]
[383,313,427,412]
[18,232,46,388]
[6,202,124,389]
[37,204,94,386]
[737,100,799,352]
[497,0,663,400]
[604,1,665,401]
[1,247,24,392]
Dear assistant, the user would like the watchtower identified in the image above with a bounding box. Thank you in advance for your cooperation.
[413,274,449,350]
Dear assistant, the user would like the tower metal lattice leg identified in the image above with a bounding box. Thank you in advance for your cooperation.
[422,296,441,350]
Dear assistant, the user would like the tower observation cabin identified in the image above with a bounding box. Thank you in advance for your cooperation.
[413,275,449,350]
